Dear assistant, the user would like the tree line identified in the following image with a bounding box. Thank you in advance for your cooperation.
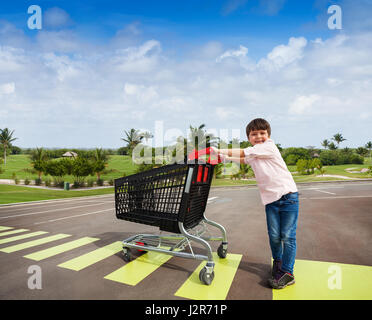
[1,126,371,183]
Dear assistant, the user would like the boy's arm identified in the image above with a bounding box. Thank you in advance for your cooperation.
[243,141,276,159]
[217,148,245,158]
[224,156,246,164]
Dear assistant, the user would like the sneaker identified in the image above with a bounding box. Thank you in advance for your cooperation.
[271,260,282,278]
[268,269,295,289]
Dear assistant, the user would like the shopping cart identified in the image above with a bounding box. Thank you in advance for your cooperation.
[114,147,227,285]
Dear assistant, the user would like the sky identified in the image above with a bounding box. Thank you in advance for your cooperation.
[0,0,371,149]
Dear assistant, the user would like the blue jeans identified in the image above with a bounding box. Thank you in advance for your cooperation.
[265,192,299,274]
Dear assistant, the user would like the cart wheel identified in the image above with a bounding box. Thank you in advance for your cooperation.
[217,243,227,259]
[135,241,147,253]
[199,267,215,285]
[123,247,131,262]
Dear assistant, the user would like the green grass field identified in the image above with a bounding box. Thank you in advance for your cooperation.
[0,154,137,182]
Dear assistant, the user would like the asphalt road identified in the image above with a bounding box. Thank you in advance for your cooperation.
[0,181,371,300]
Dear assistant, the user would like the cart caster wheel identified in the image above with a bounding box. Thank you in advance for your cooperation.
[217,243,227,259]
[199,267,215,285]
[135,241,147,253]
[123,247,131,262]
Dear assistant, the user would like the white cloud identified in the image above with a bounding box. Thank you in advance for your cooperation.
[217,45,248,61]
[0,20,371,148]
[123,83,159,104]
[0,82,15,94]
[258,37,307,71]
[216,107,237,120]
[289,94,321,115]
[111,40,161,73]
[36,30,82,53]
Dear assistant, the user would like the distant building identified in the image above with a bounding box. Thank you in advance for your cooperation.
[62,151,78,158]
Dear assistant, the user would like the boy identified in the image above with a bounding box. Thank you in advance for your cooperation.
[213,118,299,289]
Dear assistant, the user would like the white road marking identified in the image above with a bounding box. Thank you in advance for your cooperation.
[313,189,337,195]
[0,202,107,219]
[306,195,372,200]
[0,200,113,213]
[0,194,113,209]
[207,197,218,201]
[33,208,114,225]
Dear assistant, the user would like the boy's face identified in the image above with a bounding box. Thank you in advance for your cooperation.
[248,129,270,146]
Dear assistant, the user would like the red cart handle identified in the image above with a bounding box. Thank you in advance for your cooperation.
[187,147,222,165]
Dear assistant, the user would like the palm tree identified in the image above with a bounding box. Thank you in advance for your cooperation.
[92,148,109,181]
[188,124,218,151]
[366,141,372,159]
[141,131,153,144]
[328,142,338,150]
[332,133,346,147]
[30,147,48,179]
[121,129,144,155]
[321,139,330,149]
[0,128,17,165]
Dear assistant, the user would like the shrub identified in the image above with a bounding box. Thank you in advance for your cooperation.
[296,159,309,175]
[73,181,85,188]
[284,154,299,166]
[283,148,311,165]
[108,179,114,186]
[296,158,320,175]
[35,178,42,185]
[44,160,66,187]
[87,179,94,187]
[350,154,364,164]
[71,157,94,186]
[24,178,30,185]
[355,147,369,157]
[368,166,372,176]
[44,178,51,187]
[319,150,364,165]
[59,158,74,175]
[96,179,104,186]
[319,150,338,165]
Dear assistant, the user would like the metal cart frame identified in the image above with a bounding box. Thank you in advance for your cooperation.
[114,148,227,285]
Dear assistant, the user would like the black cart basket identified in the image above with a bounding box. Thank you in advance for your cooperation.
[114,148,228,285]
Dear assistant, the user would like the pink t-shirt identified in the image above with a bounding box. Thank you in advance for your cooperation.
[243,139,297,205]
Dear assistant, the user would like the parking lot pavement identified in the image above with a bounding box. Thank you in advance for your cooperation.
[0,181,371,300]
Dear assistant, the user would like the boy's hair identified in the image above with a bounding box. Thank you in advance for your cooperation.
[246,118,271,137]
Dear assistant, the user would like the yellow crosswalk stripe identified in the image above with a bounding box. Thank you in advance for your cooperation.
[58,241,122,271]
[0,231,48,245]
[272,259,372,300]
[104,250,173,286]
[0,226,14,231]
[0,229,29,237]
[24,237,99,261]
[0,234,71,253]
[174,253,242,300]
